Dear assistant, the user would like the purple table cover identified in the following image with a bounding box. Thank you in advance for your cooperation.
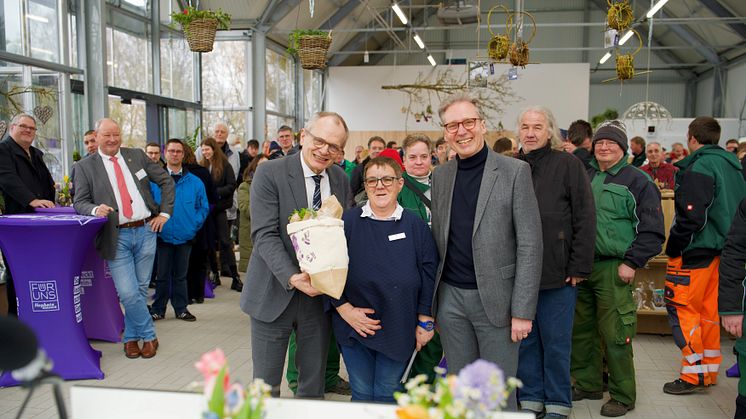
[35,207,124,342]
[0,213,107,386]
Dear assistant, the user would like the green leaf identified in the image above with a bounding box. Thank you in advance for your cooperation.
[234,397,252,419]
[208,367,226,419]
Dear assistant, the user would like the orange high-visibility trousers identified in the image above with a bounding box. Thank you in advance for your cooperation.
[665,256,721,386]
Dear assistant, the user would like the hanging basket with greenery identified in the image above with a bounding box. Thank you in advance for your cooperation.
[171,1,231,53]
[288,30,332,70]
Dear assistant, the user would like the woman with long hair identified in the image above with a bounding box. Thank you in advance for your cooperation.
[182,143,217,303]
[237,154,267,272]
[199,137,241,292]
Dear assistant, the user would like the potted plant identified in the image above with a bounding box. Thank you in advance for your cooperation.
[287,29,332,70]
[171,0,231,53]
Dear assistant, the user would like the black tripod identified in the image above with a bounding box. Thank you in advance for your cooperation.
[15,372,68,419]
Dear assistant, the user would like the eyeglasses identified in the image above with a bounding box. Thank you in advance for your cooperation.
[364,176,400,188]
[16,124,37,132]
[442,118,481,134]
[595,140,619,149]
[306,131,343,155]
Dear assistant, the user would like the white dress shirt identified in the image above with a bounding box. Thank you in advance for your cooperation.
[98,149,152,224]
[299,155,331,208]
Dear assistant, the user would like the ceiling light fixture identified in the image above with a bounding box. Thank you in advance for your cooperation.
[413,34,425,49]
[427,54,436,66]
[646,0,669,18]
[392,3,408,25]
[599,52,612,64]
[618,30,634,45]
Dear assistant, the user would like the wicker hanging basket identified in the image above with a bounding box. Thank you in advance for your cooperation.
[486,5,510,61]
[298,35,332,70]
[184,18,219,53]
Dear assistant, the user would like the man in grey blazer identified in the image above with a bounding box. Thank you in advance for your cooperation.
[240,112,351,398]
[73,118,174,360]
[431,93,542,409]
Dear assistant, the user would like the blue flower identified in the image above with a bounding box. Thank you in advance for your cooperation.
[454,359,506,413]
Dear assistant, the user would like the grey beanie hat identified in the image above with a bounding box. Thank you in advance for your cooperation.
[592,120,628,153]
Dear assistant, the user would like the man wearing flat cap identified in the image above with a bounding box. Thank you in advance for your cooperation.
[571,120,665,417]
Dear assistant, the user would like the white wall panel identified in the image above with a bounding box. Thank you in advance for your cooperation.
[328,63,589,132]
[696,74,714,117]
[590,82,686,120]
[725,60,746,119]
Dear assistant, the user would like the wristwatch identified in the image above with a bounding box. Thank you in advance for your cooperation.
[417,320,435,331]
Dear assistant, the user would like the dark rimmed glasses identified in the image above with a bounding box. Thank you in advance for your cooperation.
[442,117,481,134]
[305,130,343,155]
[364,176,400,188]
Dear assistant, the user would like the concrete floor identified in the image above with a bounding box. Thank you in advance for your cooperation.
[0,282,739,419]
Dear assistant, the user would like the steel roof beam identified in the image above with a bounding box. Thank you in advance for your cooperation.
[328,1,412,67]
[699,0,746,41]
[257,0,302,33]
[320,0,360,31]
[368,0,439,65]
[659,10,722,65]
[589,0,695,80]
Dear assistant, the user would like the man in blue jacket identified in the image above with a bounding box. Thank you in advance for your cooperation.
[150,139,209,322]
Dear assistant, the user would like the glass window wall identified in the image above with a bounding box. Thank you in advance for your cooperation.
[266,48,295,116]
[303,69,323,125]
[107,9,153,93]
[27,0,60,62]
[203,110,247,144]
[108,96,147,148]
[0,1,24,55]
[160,31,195,101]
[202,40,248,107]
[0,61,24,123]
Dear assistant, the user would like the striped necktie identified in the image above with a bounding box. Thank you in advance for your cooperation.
[312,175,322,210]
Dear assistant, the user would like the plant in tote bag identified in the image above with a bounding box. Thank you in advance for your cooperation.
[286,195,349,299]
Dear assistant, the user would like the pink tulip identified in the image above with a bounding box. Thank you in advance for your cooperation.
[195,349,230,394]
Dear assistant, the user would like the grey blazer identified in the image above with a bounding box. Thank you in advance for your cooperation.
[240,153,351,323]
[431,149,543,327]
[73,148,175,260]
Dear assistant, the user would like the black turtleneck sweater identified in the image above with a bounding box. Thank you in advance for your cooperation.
[442,144,488,289]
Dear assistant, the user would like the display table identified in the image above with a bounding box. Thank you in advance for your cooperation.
[35,207,124,342]
[70,386,533,419]
[0,213,107,386]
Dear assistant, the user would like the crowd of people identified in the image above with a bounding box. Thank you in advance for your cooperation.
[1,92,746,418]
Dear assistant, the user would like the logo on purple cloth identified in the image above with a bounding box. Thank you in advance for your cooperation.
[80,270,94,292]
[74,276,83,323]
[29,281,60,312]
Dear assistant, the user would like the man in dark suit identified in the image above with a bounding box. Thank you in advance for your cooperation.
[240,111,351,398]
[73,118,174,360]
[430,93,543,410]
[0,113,56,316]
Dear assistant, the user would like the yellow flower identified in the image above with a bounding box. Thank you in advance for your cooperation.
[63,175,69,183]
[396,405,430,419]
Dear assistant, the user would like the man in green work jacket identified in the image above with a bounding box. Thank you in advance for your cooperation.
[397,133,442,382]
[718,197,746,418]
[571,120,665,417]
